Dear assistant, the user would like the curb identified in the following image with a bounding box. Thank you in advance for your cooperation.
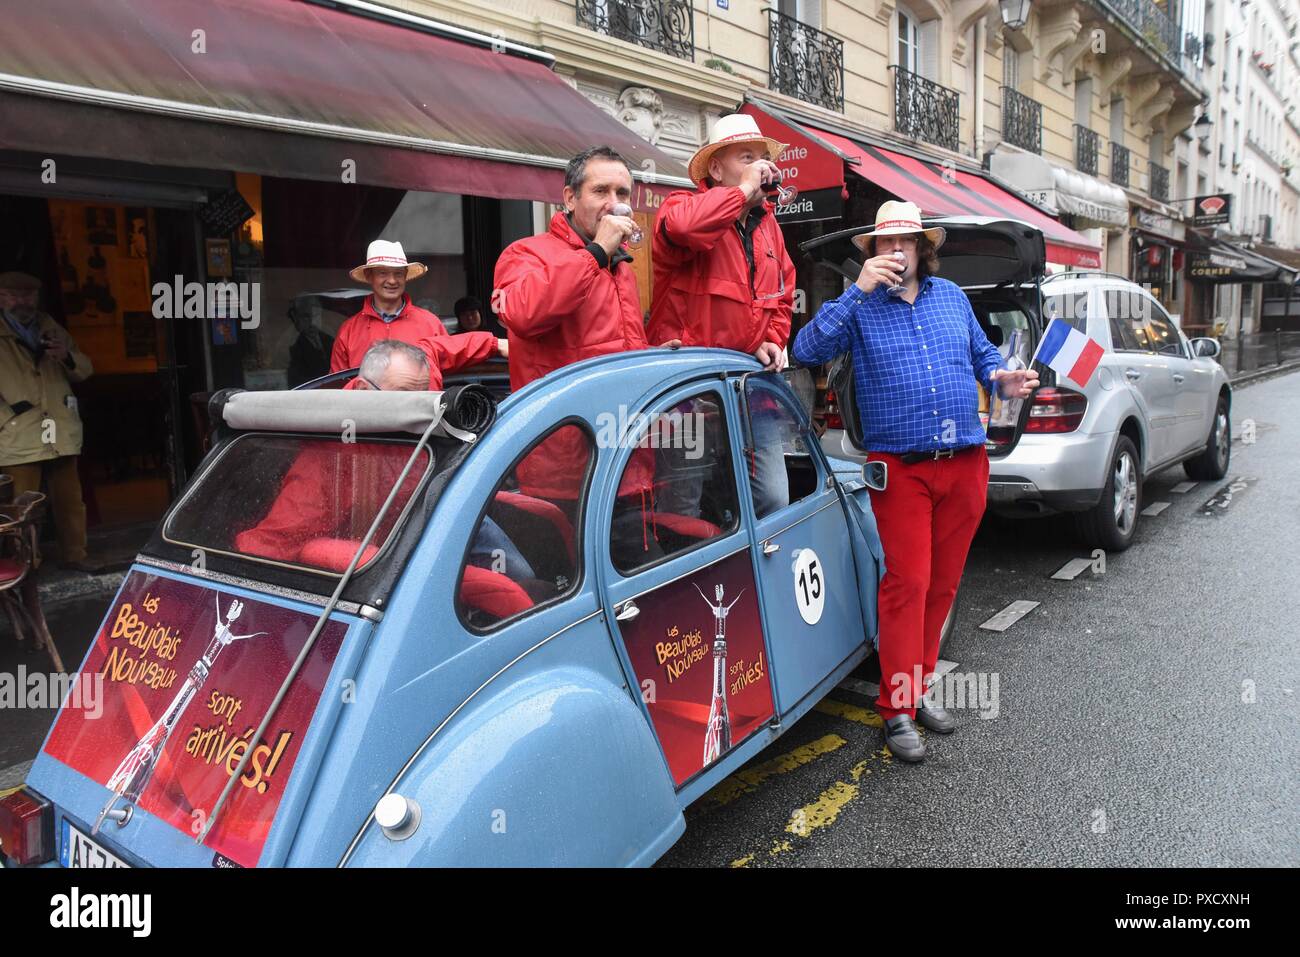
[1228,360,1300,387]
[36,570,126,607]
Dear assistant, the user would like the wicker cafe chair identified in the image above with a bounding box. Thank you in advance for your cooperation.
[0,480,66,672]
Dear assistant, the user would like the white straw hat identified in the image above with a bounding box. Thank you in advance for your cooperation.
[349,240,428,284]
[850,200,947,251]
[688,113,787,186]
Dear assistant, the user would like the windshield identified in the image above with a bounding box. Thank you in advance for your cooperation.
[164,435,435,576]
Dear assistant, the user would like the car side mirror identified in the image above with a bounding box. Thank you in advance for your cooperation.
[1190,337,1221,358]
[862,460,887,492]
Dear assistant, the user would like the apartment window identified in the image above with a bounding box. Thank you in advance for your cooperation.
[897,6,921,74]
[1110,97,1125,149]
[777,0,821,29]
[1003,34,1020,91]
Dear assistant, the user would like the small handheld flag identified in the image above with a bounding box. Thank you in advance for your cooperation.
[1032,318,1105,387]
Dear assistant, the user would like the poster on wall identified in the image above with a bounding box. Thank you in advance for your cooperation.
[43,571,350,867]
[49,199,159,373]
[612,550,774,786]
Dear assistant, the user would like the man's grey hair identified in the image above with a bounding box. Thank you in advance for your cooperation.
[359,339,428,382]
[565,145,632,193]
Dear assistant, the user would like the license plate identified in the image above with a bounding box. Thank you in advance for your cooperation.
[61,819,131,868]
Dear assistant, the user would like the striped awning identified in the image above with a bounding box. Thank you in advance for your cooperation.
[0,0,690,206]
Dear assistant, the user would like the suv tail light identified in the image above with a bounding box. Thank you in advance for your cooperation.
[1025,387,1087,433]
[823,389,843,430]
[0,787,55,866]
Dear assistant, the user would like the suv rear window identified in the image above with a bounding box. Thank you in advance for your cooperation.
[164,435,435,575]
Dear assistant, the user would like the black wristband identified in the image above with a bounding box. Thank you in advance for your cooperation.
[585,242,610,271]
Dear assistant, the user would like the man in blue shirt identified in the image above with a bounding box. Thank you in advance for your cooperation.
[793,202,1037,762]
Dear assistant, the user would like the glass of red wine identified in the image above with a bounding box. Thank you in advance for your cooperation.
[762,170,798,205]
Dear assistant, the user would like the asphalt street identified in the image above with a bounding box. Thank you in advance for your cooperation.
[660,369,1300,867]
[4,371,1297,866]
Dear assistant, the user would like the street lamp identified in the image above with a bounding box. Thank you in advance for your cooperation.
[1194,112,1213,142]
[999,0,1032,30]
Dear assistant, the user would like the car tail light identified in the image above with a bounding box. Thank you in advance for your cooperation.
[823,389,843,430]
[1025,387,1087,433]
[0,787,55,866]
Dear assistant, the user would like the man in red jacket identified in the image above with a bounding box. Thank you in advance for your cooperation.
[494,146,668,565]
[331,239,506,375]
[649,113,797,517]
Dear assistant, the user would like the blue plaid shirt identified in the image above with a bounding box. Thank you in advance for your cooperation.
[793,276,1002,454]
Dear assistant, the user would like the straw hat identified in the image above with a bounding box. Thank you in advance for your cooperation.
[349,240,428,284]
[850,201,947,252]
[688,113,787,186]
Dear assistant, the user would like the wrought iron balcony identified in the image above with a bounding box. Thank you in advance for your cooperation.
[768,10,844,112]
[1111,142,1131,187]
[576,0,694,61]
[893,66,960,152]
[1149,161,1169,201]
[1075,124,1100,175]
[1093,0,1182,69]
[1002,87,1042,154]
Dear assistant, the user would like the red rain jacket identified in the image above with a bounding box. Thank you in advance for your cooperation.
[648,184,795,354]
[494,211,652,501]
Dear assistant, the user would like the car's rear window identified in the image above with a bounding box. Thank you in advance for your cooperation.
[164,434,435,576]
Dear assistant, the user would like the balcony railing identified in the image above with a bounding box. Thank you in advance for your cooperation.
[1149,161,1169,200]
[893,66,960,152]
[1096,0,1182,68]
[1075,124,1101,175]
[1002,87,1042,154]
[576,0,694,61]
[768,10,844,112]
[1112,142,1131,186]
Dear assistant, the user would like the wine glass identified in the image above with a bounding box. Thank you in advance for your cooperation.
[761,171,798,206]
[886,250,907,297]
[610,203,643,249]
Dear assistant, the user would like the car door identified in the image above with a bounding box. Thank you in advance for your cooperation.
[738,372,868,715]
[1106,285,1179,466]
[1145,299,1215,455]
[598,382,778,795]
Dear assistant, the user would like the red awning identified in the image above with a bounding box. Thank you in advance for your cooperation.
[0,0,689,210]
[806,127,1102,269]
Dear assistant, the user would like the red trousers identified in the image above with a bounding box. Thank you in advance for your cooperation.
[867,446,988,720]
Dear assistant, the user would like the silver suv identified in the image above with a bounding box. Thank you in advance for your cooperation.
[804,219,1231,551]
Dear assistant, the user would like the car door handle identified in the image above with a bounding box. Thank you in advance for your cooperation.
[1172,373,1185,383]
[1124,368,1142,381]
[614,600,640,622]
[762,541,780,556]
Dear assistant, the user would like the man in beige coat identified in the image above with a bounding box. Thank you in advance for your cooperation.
[0,271,94,567]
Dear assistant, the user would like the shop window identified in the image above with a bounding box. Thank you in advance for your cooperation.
[458,423,594,631]
[613,391,739,575]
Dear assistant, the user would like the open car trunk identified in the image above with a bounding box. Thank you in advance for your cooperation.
[800,217,1049,459]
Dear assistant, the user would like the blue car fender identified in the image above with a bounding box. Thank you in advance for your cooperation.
[344,663,684,867]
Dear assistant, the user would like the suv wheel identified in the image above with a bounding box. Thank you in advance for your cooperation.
[1184,397,1230,481]
[1074,435,1141,551]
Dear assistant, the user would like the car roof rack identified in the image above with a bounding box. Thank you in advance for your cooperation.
[1042,270,1133,284]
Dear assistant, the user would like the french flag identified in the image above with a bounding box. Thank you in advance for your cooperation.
[1033,318,1105,387]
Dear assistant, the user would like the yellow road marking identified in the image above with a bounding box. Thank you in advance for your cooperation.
[787,780,858,836]
[814,697,884,728]
[730,853,755,868]
[705,733,848,807]
[0,785,20,800]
